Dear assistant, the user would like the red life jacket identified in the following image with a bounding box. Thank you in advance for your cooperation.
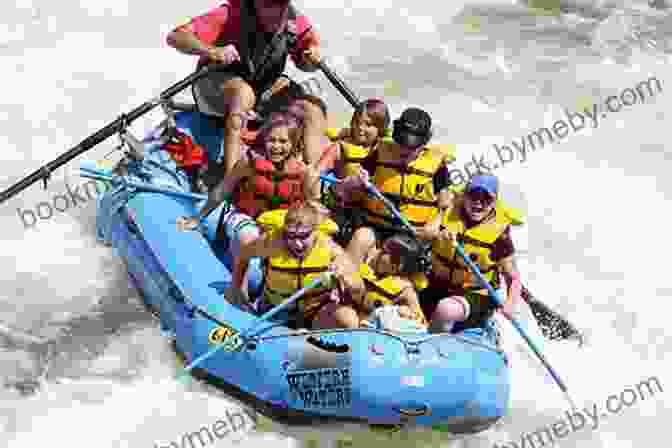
[163,129,207,169]
[236,158,305,217]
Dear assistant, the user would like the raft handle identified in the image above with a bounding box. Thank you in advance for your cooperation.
[396,403,431,417]
[123,209,140,235]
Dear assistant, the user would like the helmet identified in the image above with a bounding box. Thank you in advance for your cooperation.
[383,234,431,275]
[392,107,432,148]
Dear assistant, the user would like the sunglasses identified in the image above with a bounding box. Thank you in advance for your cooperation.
[465,190,496,205]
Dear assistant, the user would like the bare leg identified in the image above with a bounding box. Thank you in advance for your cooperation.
[218,78,256,176]
[346,227,377,266]
[296,98,327,166]
[429,296,469,333]
[313,303,360,329]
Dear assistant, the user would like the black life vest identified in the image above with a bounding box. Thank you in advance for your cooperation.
[199,1,301,92]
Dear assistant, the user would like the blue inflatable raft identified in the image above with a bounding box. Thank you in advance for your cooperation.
[85,108,511,434]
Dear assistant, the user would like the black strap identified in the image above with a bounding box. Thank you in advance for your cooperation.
[362,278,401,303]
[267,264,329,275]
[374,161,434,178]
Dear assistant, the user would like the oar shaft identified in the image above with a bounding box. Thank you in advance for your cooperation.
[316,60,360,109]
[319,174,416,233]
[0,65,219,204]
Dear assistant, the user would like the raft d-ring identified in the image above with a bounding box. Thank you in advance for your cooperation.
[404,341,421,355]
[395,403,431,417]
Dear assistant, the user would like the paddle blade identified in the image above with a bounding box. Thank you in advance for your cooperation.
[522,286,584,345]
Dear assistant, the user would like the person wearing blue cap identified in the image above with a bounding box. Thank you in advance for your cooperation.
[418,174,526,334]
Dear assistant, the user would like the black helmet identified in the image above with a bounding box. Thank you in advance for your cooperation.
[392,107,432,148]
[383,234,426,274]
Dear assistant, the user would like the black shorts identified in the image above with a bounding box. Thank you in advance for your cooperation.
[419,277,497,332]
[192,68,304,120]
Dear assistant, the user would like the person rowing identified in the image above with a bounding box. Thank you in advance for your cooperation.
[166,0,323,177]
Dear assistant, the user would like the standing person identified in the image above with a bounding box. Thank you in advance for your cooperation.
[166,0,322,176]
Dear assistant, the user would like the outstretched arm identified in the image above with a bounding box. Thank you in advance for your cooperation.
[196,159,250,221]
[234,234,280,289]
[290,15,321,71]
[326,238,365,307]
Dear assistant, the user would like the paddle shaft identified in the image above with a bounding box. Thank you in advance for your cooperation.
[316,60,360,109]
[181,274,328,374]
[320,174,416,232]
[321,174,577,407]
[0,64,222,204]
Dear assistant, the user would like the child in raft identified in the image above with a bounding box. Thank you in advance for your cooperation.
[176,111,324,296]
[234,200,366,330]
[242,93,338,171]
[327,98,391,180]
[346,229,429,333]
[331,107,457,250]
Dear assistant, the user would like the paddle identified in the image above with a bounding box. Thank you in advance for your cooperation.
[0,64,226,204]
[321,173,577,408]
[455,241,577,410]
[319,173,583,343]
[177,272,332,379]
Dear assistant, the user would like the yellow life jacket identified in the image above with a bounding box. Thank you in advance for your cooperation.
[326,127,375,178]
[363,143,457,227]
[264,232,335,320]
[256,209,339,236]
[431,199,524,290]
[359,264,428,324]
[359,263,405,311]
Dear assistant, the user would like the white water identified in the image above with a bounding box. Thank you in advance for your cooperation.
[1,1,671,447]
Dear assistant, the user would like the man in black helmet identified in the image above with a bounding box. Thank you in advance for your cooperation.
[332,107,456,252]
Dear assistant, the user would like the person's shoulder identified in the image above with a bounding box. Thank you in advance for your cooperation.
[425,142,457,163]
[206,1,236,13]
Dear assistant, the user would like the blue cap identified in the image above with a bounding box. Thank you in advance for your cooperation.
[466,175,498,195]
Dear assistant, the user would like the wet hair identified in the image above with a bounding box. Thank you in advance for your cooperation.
[255,113,302,154]
[351,98,390,139]
[284,200,328,229]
